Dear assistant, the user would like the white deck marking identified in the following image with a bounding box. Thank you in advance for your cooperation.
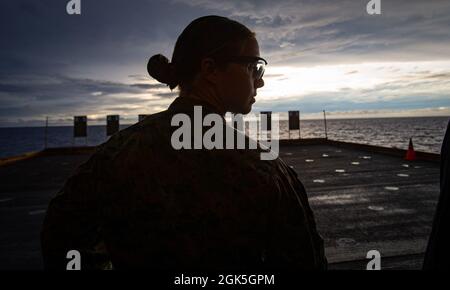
[336,238,357,247]
[368,206,385,211]
[0,198,13,203]
[28,209,46,215]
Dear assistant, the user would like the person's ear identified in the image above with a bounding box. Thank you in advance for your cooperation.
[199,57,220,84]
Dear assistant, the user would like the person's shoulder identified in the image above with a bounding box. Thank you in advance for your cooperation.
[246,147,303,189]
[58,111,172,189]
[118,110,171,138]
[92,110,171,158]
[228,143,288,180]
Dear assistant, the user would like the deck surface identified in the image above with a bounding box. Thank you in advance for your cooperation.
[280,144,439,270]
[0,143,440,270]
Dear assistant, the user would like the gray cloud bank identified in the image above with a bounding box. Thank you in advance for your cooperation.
[1,0,450,126]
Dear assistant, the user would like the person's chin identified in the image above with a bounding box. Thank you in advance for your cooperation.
[231,100,253,114]
[238,104,252,115]
[246,98,255,113]
[242,105,252,115]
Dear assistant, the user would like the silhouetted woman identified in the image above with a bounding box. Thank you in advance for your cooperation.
[41,15,326,270]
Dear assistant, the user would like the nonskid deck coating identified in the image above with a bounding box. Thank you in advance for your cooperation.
[0,143,440,269]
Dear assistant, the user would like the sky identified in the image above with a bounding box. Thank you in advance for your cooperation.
[1,0,450,127]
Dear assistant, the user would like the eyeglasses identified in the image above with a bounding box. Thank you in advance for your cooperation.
[226,56,267,80]
[203,42,268,80]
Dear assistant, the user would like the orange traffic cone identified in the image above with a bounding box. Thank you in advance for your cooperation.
[405,138,416,161]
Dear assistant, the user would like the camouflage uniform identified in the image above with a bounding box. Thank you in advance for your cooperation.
[41,97,327,270]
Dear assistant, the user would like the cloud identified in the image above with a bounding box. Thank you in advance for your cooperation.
[263,73,285,78]
[175,0,450,65]
[128,74,150,81]
[250,61,450,114]
[154,91,179,98]
[2,0,450,126]
[129,83,168,90]
[424,72,450,80]
[0,72,176,125]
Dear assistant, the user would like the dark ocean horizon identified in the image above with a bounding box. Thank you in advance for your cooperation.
[0,116,448,159]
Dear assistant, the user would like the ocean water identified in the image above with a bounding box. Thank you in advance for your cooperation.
[278,116,449,154]
[0,116,448,159]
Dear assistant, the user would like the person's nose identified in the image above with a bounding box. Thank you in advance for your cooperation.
[255,77,264,89]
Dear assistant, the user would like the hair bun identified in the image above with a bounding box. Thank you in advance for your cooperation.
[147,54,177,88]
